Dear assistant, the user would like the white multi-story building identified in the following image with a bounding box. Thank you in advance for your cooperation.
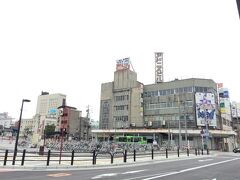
[0,112,13,128]
[32,92,66,144]
[20,118,35,136]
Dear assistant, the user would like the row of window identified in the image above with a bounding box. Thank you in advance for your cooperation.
[145,100,193,110]
[144,86,215,97]
[114,116,129,121]
[145,114,194,121]
[115,95,129,101]
[114,105,129,111]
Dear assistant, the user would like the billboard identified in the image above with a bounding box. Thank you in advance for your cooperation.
[116,58,130,71]
[195,92,216,127]
[155,52,163,83]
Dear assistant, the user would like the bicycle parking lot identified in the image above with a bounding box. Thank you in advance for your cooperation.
[0,138,209,168]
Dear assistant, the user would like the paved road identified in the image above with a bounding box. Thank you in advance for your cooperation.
[1,153,240,180]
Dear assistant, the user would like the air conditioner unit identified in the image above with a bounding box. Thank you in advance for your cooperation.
[148,121,152,126]
[131,123,136,127]
[162,120,166,126]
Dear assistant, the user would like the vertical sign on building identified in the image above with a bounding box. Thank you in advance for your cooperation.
[155,52,163,83]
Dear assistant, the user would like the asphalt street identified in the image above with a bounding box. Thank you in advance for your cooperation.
[0,153,240,180]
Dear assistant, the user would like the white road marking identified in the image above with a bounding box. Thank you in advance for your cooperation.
[47,173,71,177]
[122,172,177,180]
[122,170,146,174]
[198,159,213,162]
[92,169,147,179]
[91,173,118,179]
[142,158,239,180]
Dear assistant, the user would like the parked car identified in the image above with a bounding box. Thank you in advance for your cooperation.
[233,147,240,153]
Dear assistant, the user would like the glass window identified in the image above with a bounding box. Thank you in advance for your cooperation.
[203,87,208,92]
[186,100,193,106]
[143,92,147,97]
[175,88,179,94]
[160,90,164,96]
[166,89,171,95]
[147,92,151,97]
[179,88,183,93]
[160,102,166,108]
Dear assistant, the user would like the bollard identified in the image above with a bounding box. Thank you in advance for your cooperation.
[3,149,8,166]
[166,149,168,158]
[133,149,136,162]
[21,149,26,166]
[187,148,189,157]
[124,150,127,163]
[177,147,180,157]
[92,150,96,165]
[198,148,200,155]
[201,149,203,155]
[71,150,74,166]
[111,154,114,164]
[207,148,209,155]
[46,150,51,166]
[152,148,154,160]
[195,148,197,156]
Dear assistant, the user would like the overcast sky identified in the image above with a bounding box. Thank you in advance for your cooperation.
[0,0,239,121]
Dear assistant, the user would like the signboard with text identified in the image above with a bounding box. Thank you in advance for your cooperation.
[155,52,163,83]
[116,58,130,71]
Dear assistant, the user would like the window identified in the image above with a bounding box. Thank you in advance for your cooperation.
[160,102,166,108]
[179,88,183,93]
[185,100,193,107]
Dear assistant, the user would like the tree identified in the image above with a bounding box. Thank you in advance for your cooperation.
[44,124,56,138]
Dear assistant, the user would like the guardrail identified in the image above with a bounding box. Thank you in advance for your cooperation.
[0,148,209,167]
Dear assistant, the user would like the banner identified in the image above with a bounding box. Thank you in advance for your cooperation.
[195,92,216,127]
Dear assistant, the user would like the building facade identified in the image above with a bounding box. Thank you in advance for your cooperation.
[231,101,240,145]
[32,92,66,144]
[99,60,143,129]
[96,64,236,151]
[20,118,35,137]
[0,112,13,129]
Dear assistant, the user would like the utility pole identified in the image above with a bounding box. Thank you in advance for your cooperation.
[178,95,182,149]
[184,102,188,147]
[168,121,170,149]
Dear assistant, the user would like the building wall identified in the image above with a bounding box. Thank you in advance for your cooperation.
[99,82,113,129]
[99,68,144,129]
[129,84,144,127]
[20,118,35,136]
[68,108,81,136]
[32,92,66,144]
[0,112,13,128]
[36,93,66,116]
[143,78,219,130]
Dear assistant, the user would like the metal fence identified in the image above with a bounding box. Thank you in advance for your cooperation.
[0,148,209,167]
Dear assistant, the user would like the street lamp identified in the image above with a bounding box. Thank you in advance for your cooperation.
[12,99,30,165]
